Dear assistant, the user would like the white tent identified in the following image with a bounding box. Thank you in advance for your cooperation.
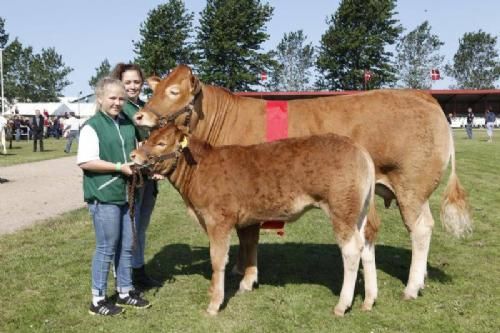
[11,102,97,119]
[66,103,96,118]
[13,103,64,116]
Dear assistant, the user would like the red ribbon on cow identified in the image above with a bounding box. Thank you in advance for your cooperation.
[261,100,288,235]
[265,101,288,141]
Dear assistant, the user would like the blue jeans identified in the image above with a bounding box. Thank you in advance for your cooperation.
[89,202,134,296]
[465,124,473,139]
[65,130,79,153]
[132,179,157,268]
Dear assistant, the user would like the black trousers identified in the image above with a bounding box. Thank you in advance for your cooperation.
[33,131,44,152]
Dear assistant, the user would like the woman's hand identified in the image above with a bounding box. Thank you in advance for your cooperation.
[151,173,164,180]
[120,162,135,176]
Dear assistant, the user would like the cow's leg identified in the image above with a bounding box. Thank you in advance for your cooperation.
[206,221,232,316]
[401,200,434,300]
[236,224,260,293]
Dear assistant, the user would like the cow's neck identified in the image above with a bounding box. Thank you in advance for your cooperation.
[191,85,265,146]
[168,137,211,194]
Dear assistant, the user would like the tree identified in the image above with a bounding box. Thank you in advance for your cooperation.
[0,17,9,48]
[316,0,402,90]
[3,39,72,102]
[2,39,32,102]
[29,47,73,101]
[89,59,111,90]
[196,0,274,91]
[394,21,444,89]
[446,30,500,89]
[266,30,315,91]
[134,0,195,77]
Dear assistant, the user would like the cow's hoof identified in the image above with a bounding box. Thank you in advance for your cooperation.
[402,290,418,300]
[361,300,374,311]
[333,305,346,317]
[206,306,219,316]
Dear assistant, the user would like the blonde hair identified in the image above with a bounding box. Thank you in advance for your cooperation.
[94,77,126,112]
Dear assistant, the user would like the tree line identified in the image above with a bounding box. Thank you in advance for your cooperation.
[1,0,500,103]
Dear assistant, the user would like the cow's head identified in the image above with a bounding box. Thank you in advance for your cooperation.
[134,64,201,128]
[130,124,190,175]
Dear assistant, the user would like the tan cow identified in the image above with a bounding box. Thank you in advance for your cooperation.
[131,124,379,316]
[135,64,472,300]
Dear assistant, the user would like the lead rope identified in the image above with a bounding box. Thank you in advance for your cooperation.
[127,165,144,251]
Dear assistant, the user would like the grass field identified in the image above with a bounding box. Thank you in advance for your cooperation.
[0,137,77,167]
[0,130,499,333]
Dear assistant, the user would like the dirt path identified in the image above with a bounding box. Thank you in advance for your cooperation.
[0,156,84,235]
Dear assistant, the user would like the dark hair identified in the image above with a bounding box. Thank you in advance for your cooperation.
[110,63,145,83]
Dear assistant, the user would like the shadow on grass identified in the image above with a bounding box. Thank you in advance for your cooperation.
[146,242,451,304]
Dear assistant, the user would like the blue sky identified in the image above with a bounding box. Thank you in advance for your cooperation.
[1,0,499,96]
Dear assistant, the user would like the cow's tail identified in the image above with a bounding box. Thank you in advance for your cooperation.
[440,128,472,238]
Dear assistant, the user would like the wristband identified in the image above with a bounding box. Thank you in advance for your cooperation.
[115,162,122,171]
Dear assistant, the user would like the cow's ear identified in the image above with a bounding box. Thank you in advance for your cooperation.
[190,74,201,95]
[147,76,161,92]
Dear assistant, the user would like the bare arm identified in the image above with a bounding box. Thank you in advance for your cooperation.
[79,160,134,176]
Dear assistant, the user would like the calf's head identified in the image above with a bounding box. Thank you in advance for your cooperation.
[134,64,201,128]
[130,124,189,175]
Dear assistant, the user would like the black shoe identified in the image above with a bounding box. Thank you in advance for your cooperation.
[133,266,162,289]
[88,299,123,316]
[116,290,151,309]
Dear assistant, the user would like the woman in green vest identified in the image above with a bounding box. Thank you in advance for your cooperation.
[77,77,151,316]
[111,63,161,289]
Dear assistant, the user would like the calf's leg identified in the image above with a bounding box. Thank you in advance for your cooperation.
[334,229,363,316]
[206,222,232,316]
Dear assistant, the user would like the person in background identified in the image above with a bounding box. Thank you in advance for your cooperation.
[64,112,80,153]
[13,115,21,141]
[485,107,496,143]
[465,107,474,139]
[43,110,50,138]
[31,109,45,152]
[111,63,161,290]
[77,77,150,316]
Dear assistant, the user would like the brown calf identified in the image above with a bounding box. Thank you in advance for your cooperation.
[131,124,379,316]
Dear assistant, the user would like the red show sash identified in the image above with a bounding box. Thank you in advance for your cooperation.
[261,100,288,235]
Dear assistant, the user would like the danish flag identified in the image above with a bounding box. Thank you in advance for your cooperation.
[364,70,372,83]
[431,69,441,80]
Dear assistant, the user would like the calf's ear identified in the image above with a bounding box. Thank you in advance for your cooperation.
[147,76,161,93]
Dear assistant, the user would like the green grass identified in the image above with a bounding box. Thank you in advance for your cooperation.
[0,138,76,167]
[0,130,499,333]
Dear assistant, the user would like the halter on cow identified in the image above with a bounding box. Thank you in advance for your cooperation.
[134,64,472,301]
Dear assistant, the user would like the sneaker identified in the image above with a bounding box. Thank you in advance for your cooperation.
[116,290,151,309]
[88,299,123,316]
[133,266,162,289]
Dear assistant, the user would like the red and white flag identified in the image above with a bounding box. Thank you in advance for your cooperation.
[364,69,372,83]
[431,69,440,80]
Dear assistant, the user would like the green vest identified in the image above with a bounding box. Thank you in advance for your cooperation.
[82,111,137,204]
[122,99,149,141]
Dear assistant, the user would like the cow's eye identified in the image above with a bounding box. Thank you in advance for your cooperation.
[157,142,166,147]
[168,87,180,96]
